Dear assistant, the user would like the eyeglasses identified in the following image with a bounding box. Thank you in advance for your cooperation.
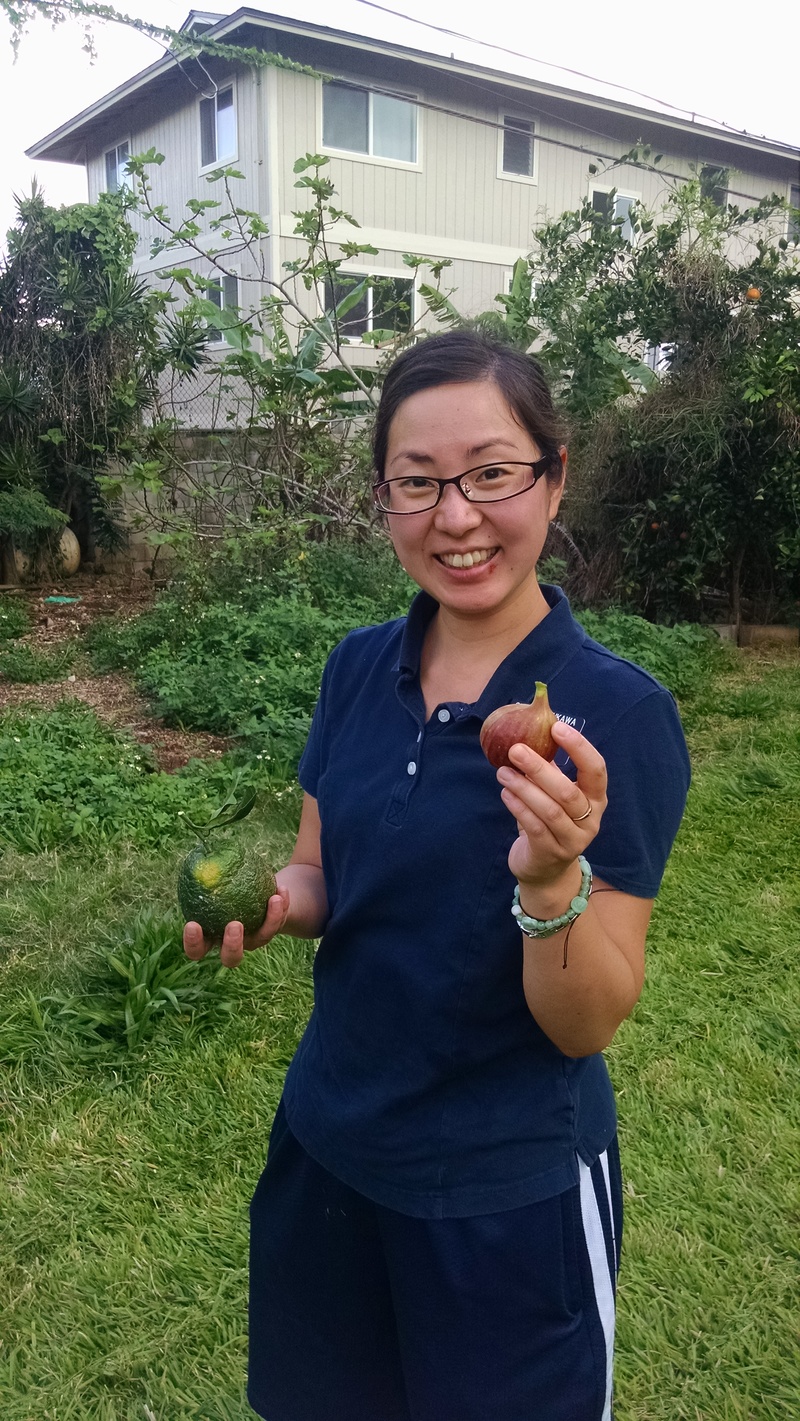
[373,459,553,515]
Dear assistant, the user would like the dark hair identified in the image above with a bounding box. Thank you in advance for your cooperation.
[372,331,564,481]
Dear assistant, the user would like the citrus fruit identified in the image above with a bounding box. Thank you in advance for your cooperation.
[178,842,276,937]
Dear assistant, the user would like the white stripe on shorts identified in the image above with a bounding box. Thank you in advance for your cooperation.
[598,1149,618,1275]
[578,1152,615,1421]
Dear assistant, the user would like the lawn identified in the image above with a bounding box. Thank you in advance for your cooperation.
[1,643,798,1420]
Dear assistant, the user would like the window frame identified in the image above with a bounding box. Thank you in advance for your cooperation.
[322,265,416,345]
[643,341,677,376]
[204,269,240,347]
[699,163,730,208]
[497,107,538,186]
[319,78,422,171]
[589,184,641,243]
[104,138,132,194]
[198,81,238,175]
[788,181,800,243]
[501,266,536,297]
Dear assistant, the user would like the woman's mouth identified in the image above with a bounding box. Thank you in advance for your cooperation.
[436,547,499,569]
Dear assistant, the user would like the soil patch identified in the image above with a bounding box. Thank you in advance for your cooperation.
[0,572,232,772]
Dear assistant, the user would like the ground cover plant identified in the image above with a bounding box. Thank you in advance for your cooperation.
[84,535,417,759]
[0,594,29,640]
[80,537,724,762]
[0,639,75,682]
[0,608,797,1418]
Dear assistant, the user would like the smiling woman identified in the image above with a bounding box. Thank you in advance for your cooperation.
[376,378,564,639]
[184,330,692,1421]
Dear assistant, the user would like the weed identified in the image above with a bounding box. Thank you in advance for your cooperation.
[0,641,75,682]
[0,701,288,854]
[0,594,28,640]
[42,908,232,1053]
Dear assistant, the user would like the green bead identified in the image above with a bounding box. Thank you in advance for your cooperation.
[511,856,593,939]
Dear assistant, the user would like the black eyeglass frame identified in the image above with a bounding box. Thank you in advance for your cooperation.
[372,457,555,515]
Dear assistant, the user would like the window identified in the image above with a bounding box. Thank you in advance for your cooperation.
[324,273,414,341]
[501,115,536,179]
[644,342,677,375]
[206,273,239,344]
[104,141,130,192]
[502,266,535,297]
[591,188,637,242]
[322,82,417,163]
[200,85,236,168]
[789,183,800,242]
[700,164,729,207]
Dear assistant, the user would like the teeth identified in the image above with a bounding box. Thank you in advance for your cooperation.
[441,549,495,568]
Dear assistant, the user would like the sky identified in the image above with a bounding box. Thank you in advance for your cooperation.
[1,0,799,247]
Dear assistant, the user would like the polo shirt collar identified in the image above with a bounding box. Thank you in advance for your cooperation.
[397,585,587,719]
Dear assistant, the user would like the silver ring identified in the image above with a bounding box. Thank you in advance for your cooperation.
[573,801,592,823]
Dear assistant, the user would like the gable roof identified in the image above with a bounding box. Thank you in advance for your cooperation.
[27,5,800,167]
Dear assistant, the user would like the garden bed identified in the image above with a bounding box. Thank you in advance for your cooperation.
[0,572,231,772]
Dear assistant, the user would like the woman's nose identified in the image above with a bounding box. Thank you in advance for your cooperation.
[433,482,484,529]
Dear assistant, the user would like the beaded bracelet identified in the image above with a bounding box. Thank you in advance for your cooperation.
[511,856,593,940]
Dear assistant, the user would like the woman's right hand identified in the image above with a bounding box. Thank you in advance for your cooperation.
[183,881,291,969]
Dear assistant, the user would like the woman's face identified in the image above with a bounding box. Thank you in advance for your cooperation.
[382,379,565,621]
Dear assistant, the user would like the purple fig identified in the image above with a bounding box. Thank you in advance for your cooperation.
[480,681,558,769]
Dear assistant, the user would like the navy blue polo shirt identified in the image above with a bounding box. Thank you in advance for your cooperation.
[282,585,690,1219]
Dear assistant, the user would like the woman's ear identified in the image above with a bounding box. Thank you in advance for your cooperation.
[547,447,568,520]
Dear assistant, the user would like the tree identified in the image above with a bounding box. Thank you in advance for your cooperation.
[0,184,188,578]
[515,173,800,622]
[1,0,428,569]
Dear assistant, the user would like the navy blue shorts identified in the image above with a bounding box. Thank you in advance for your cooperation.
[248,1101,622,1421]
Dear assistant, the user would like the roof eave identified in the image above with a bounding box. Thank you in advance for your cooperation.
[26,5,800,166]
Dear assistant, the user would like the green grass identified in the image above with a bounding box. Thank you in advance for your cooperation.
[612,652,800,1420]
[1,649,799,1418]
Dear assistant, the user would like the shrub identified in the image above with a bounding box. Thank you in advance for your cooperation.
[0,701,285,854]
[85,533,415,756]
[0,595,28,641]
[0,642,75,683]
[575,607,727,699]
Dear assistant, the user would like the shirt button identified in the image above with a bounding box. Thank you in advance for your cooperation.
[407,761,417,775]
[437,708,451,723]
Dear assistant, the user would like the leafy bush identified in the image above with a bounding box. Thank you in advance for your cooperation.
[135,596,370,751]
[0,701,284,854]
[0,595,28,641]
[41,908,232,1053]
[294,536,415,623]
[575,607,727,699]
[85,533,415,757]
[524,182,800,620]
[0,642,75,682]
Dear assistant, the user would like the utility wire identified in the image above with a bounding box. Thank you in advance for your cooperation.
[353,0,782,145]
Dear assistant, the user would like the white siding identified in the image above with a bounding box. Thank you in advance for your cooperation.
[74,26,798,420]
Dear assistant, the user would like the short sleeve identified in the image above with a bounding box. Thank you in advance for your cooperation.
[587,688,691,898]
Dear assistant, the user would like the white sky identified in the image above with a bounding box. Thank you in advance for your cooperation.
[1,0,799,247]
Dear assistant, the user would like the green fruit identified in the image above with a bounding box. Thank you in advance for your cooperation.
[177,842,276,937]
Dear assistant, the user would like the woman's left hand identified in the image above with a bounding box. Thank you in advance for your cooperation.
[496,720,608,891]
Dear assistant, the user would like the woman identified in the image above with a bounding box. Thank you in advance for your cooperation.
[185,331,690,1421]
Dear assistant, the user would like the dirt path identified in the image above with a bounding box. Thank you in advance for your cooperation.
[0,573,231,772]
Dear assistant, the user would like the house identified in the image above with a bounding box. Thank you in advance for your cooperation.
[28,6,800,405]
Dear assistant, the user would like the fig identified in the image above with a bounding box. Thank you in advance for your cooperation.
[480,681,558,769]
